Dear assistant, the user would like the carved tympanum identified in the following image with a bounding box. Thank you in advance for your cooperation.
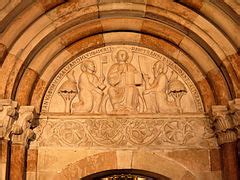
[42,45,203,114]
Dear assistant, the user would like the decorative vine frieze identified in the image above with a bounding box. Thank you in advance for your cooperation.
[33,114,218,148]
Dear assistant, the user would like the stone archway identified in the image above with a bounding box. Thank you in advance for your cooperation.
[53,151,195,180]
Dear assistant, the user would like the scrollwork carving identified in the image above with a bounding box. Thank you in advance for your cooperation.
[34,115,217,148]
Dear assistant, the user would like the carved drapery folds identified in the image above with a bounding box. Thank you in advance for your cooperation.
[0,99,18,140]
[42,45,204,114]
[10,106,36,147]
[212,105,237,145]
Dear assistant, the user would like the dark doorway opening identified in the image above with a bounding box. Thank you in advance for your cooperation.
[81,169,170,180]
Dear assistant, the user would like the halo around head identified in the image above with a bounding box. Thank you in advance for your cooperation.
[111,47,133,63]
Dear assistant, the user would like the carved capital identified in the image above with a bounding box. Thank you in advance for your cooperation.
[229,98,240,138]
[11,106,36,147]
[211,105,237,145]
[0,99,18,140]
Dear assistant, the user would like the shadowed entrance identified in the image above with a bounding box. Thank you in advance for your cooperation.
[81,169,170,180]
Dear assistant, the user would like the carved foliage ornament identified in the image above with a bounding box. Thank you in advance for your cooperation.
[33,115,218,148]
[11,106,36,146]
[42,45,204,115]
[0,99,18,140]
[212,105,237,145]
[229,98,240,138]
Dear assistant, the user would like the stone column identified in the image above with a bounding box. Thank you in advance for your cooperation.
[212,105,238,180]
[229,98,240,179]
[9,106,36,180]
[0,99,18,180]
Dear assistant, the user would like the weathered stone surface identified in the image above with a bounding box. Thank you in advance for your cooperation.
[201,1,240,47]
[132,151,193,179]
[180,36,217,73]
[27,149,38,172]
[207,68,230,105]
[0,53,18,98]
[140,34,177,54]
[210,149,221,171]
[101,18,143,32]
[192,15,236,57]
[2,1,240,179]
[146,0,198,21]
[103,32,141,45]
[194,171,222,180]
[57,151,117,178]
[141,20,184,44]
[197,78,215,112]
[0,43,7,65]
[15,68,39,105]
[116,151,133,169]
[38,0,65,11]
[99,2,146,18]
[10,144,25,180]
[9,14,54,58]
[167,149,210,171]
[66,34,104,55]
[61,20,103,45]
[177,0,203,10]
[0,2,45,48]
[29,38,65,74]
[227,53,240,82]
[222,59,240,97]
[30,78,46,113]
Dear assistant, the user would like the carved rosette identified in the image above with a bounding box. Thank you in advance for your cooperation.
[0,99,18,140]
[212,105,237,145]
[229,98,240,138]
[11,106,36,147]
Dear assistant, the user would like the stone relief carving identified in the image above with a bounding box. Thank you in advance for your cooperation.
[106,49,142,114]
[0,99,18,140]
[33,115,218,148]
[212,105,237,145]
[11,106,36,147]
[42,45,204,114]
[72,60,106,113]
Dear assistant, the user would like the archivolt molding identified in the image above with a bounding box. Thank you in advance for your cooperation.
[30,33,215,113]
[0,0,239,111]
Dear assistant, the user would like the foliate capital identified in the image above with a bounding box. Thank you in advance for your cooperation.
[229,98,240,138]
[211,105,237,145]
[11,106,36,147]
[0,99,18,140]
